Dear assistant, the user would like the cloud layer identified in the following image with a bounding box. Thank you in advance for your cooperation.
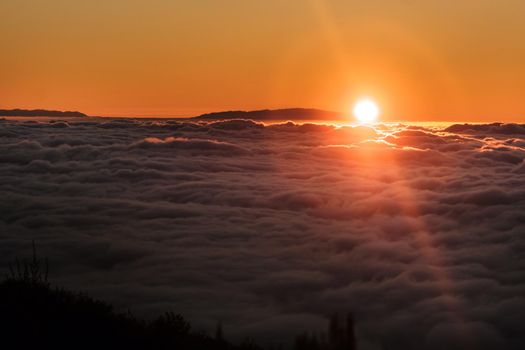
[1,118,524,349]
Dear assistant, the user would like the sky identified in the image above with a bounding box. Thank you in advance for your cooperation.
[1,0,525,121]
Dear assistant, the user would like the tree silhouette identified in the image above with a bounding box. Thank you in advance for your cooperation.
[1,246,358,350]
[0,248,265,350]
[295,313,357,350]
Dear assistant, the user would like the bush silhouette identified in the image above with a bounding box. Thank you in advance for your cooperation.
[1,245,352,350]
[0,246,261,350]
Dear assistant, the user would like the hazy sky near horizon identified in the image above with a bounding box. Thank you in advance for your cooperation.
[1,0,525,121]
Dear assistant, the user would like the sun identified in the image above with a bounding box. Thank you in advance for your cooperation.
[353,98,380,124]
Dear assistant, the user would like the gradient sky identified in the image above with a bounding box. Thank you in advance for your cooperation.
[1,0,525,121]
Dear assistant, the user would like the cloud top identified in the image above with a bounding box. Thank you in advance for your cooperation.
[1,119,524,349]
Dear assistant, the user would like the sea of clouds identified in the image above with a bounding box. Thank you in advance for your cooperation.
[1,118,524,349]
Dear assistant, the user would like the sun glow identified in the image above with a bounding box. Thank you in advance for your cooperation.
[353,99,380,124]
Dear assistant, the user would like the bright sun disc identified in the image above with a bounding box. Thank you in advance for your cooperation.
[353,99,379,124]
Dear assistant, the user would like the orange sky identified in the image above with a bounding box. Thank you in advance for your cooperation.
[1,0,525,121]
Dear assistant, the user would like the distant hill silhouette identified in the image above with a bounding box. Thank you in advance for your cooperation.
[0,109,87,117]
[193,108,344,121]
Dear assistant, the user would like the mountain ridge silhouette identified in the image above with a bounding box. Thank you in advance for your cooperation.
[0,109,87,117]
[193,108,344,121]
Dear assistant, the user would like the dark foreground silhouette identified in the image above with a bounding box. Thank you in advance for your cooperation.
[0,247,356,350]
[294,314,356,350]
